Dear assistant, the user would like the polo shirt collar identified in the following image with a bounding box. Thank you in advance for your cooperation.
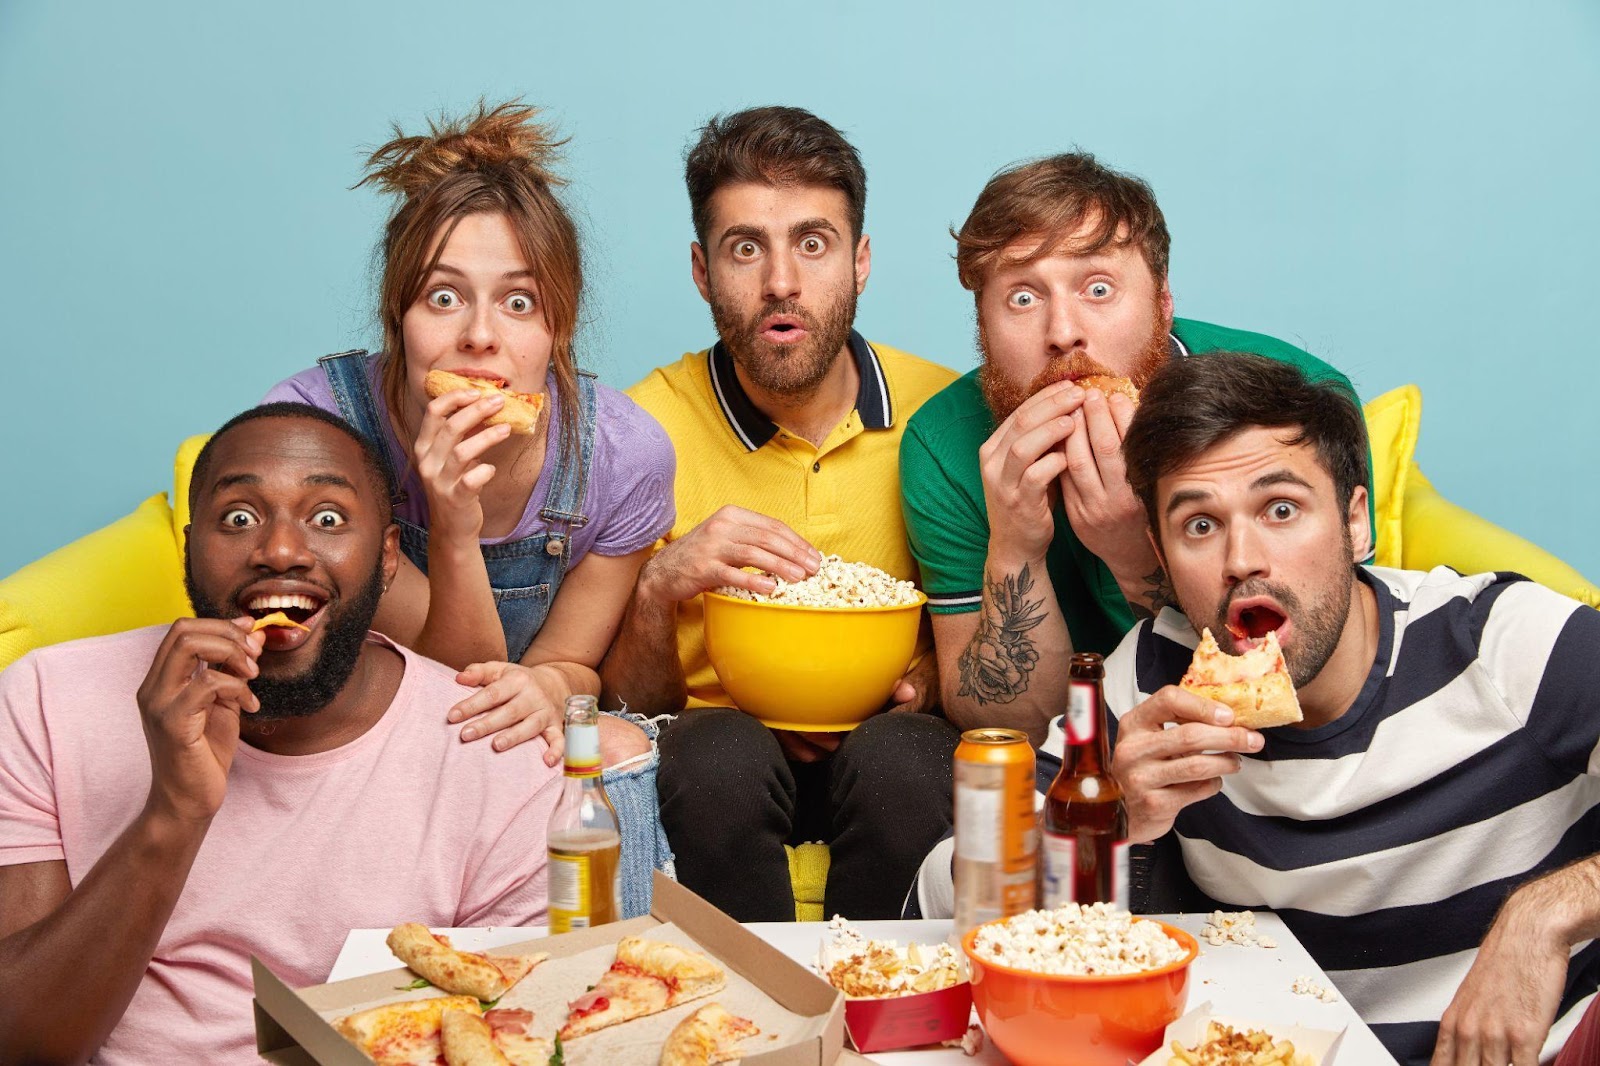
[1169,332,1190,360]
[707,329,892,451]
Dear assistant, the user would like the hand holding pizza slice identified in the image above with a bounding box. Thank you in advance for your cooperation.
[1179,628,1303,729]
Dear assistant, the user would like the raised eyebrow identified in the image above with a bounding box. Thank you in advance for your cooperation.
[791,217,841,240]
[304,473,359,492]
[1164,487,1213,518]
[426,263,536,283]
[718,224,769,246]
[210,473,262,495]
[1251,470,1315,493]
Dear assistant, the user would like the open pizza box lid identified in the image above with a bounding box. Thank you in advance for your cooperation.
[254,872,857,1065]
[1132,1001,1348,1066]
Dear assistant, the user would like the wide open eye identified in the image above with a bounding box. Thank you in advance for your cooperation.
[800,235,825,255]
[505,292,536,315]
[1183,515,1216,538]
[1086,281,1113,299]
[1266,500,1300,522]
[311,509,347,529]
[733,240,760,260]
[426,287,460,309]
[221,508,258,529]
[1007,290,1037,309]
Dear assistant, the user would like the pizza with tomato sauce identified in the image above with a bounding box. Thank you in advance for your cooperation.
[659,1003,759,1066]
[424,369,545,435]
[1180,627,1303,729]
[558,936,726,1041]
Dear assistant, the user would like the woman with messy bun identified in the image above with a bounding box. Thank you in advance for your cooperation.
[263,100,675,915]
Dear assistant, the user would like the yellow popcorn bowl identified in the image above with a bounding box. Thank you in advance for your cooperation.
[701,589,927,731]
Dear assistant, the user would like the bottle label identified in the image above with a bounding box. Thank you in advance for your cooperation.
[954,784,1001,863]
[548,852,591,932]
[1067,681,1096,745]
[1039,832,1130,910]
[564,722,602,779]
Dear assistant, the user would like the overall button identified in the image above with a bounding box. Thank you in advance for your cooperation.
[812,462,821,473]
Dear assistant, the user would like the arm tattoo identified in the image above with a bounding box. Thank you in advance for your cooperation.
[1129,562,1179,621]
[957,565,1048,705]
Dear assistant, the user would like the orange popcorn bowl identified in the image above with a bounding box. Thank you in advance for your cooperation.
[961,920,1199,1066]
[701,590,926,731]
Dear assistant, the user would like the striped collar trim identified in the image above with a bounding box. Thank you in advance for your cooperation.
[708,330,892,452]
[1169,332,1190,360]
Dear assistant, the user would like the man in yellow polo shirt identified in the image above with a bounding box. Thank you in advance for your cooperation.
[603,106,959,921]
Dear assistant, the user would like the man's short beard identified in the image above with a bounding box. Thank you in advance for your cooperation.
[977,298,1172,423]
[184,561,386,720]
[709,278,858,401]
[1192,524,1357,689]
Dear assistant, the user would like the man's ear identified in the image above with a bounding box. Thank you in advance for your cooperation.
[382,523,400,591]
[690,242,711,304]
[1159,281,1174,329]
[854,233,872,295]
[1347,484,1372,563]
[1146,525,1167,572]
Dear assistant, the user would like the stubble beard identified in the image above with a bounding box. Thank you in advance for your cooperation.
[977,298,1173,423]
[184,559,387,720]
[709,276,859,403]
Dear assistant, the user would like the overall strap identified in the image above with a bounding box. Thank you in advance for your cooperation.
[537,371,599,565]
[317,350,407,505]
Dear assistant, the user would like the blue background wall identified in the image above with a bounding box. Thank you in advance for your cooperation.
[2,1,1597,577]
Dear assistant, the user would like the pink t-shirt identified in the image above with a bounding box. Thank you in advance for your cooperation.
[0,627,563,1064]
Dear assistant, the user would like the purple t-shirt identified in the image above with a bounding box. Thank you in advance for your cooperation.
[263,358,675,561]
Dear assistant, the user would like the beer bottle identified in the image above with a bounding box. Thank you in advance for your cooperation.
[547,696,622,932]
[1041,652,1130,909]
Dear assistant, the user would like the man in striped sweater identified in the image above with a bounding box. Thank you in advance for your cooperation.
[1104,353,1600,1065]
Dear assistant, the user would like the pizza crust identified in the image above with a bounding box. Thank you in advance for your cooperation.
[1180,628,1303,729]
[424,369,545,435]
[559,936,727,1041]
[334,995,482,1065]
[659,1003,759,1066]
[387,923,547,1001]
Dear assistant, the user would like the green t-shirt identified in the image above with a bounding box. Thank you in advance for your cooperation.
[899,318,1370,655]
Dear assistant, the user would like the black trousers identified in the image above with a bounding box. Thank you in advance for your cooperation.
[658,708,960,921]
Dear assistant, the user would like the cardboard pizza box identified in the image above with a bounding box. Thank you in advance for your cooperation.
[1133,1001,1348,1066]
[254,872,847,1065]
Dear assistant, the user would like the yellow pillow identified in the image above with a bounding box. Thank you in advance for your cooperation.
[172,434,210,558]
[1363,384,1598,608]
[1362,385,1421,568]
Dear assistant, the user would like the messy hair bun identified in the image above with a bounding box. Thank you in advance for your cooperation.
[364,98,584,462]
[358,99,568,200]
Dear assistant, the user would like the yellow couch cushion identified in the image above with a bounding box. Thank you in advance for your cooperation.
[171,434,211,558]
[1363,384,1598,607]
[0,493,192,671]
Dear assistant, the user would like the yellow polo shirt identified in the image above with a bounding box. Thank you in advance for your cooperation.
[628,332,958,709]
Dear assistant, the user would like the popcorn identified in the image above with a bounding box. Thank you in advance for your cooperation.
[1290,975,1340,1002]
[1200,910,1278,950]
[970,902,1189,976]
[716,555,920,609]
[816,915,963,997]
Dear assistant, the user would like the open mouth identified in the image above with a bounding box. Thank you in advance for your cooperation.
[241,591,328,651]
[1226,600,1287,646]
[759,315,809,343]
[449,368,509,387]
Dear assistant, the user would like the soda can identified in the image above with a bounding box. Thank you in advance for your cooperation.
[952,728,1037,942]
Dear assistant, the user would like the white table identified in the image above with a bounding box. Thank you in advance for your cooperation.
[332,915,1396,1064]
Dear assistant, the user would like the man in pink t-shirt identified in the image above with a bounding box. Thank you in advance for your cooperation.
[0,404,561,1064]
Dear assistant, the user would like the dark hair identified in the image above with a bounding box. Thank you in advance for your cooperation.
[954,152,1169,293]
[684,106,867,247]
[189,403,394,526]
[1123,353,1369,534]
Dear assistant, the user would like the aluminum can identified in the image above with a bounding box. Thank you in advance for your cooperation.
[952,728,1037,942]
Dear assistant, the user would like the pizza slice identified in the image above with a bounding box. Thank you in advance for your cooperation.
[1179,627,1303,729]
[424,368,545,435]
[558,936,726,1041]
[334,995,482,1066]
[387,923,548,1001]
[440,1007,553,1066]
[660,1003,759,1066]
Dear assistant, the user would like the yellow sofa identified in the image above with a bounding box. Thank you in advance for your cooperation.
[2,387,1596,676]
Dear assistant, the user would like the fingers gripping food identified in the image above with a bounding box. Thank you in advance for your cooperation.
[1075,374,1141,404]
[386,923,548,1001]
[251,610,309,633]
[659,1003,759,1066]
[424,369,545,435]
[1180,628,1303,730]
[559,936,727,1041]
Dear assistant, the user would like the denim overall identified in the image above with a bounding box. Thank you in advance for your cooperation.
[318,351,670,917]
